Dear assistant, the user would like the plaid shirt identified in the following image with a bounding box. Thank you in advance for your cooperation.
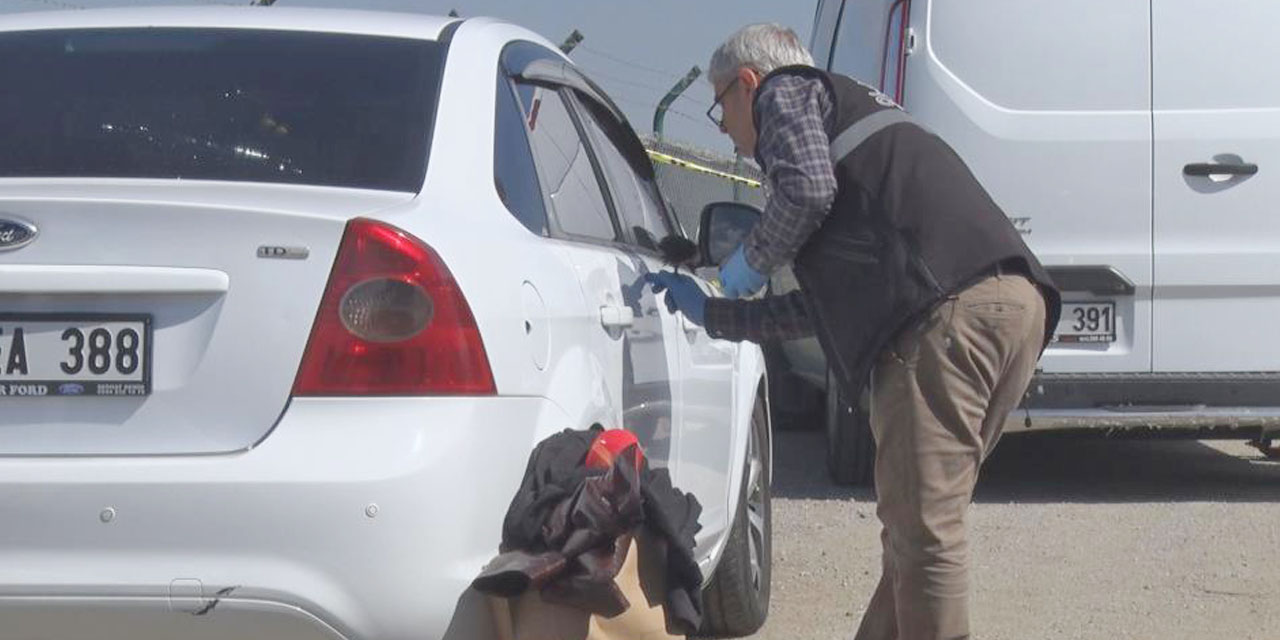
[705,72,836,343]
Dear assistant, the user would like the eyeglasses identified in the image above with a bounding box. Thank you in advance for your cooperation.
[705,77,739,129]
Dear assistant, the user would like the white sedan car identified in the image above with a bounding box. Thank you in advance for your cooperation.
[0,8,771,639]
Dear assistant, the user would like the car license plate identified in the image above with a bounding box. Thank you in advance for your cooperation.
[0,314,152,398]
[1053,302,1116,344]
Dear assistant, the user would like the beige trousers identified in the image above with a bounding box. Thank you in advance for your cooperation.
[854,273,1047,640]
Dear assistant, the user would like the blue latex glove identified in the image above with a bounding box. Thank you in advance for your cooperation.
[644,272,707,326]
[719,245,768,299]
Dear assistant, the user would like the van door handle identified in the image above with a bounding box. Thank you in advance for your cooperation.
[600,305,635,329]
[1184,162,1258,177]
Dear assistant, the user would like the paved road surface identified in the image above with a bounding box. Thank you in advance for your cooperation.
[745,431,1280,639]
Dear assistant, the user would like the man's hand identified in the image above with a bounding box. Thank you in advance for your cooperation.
[719,245,768,299]
[644,271,707,326]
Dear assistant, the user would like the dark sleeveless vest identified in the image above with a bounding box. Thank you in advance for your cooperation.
[755,66,1061,399]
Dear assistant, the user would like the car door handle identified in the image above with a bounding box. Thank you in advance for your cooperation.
[599,305,635,329]
[1184,162,1258,177]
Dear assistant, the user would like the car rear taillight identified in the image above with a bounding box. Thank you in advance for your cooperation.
[292,218,495,396]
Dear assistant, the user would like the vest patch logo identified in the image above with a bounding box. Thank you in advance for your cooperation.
[873,93,898,108]
[852,79,902,110]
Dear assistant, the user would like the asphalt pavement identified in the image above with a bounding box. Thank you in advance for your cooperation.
[744,430,1280,639]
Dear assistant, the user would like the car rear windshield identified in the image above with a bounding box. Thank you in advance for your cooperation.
[0,28,444,191]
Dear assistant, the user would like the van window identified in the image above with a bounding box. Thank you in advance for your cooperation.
[927,1,1148,111]
[827,1,901,95]
[0,28,443,191]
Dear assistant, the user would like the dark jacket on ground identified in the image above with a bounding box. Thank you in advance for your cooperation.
[472,427,704,635]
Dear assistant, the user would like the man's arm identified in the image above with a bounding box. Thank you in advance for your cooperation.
[704,291,814,343]
[742,74,838,276]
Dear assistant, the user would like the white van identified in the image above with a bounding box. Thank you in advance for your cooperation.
[779,0,1280,484]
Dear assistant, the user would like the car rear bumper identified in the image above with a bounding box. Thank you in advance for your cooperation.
[0,396,573,640]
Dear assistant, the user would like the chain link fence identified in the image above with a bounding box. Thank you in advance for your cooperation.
[642,135,765,240]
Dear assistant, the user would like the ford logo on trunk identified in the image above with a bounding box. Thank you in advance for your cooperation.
[0,218,37,251]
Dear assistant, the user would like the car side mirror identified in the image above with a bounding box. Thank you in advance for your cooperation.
[698,201,763,267]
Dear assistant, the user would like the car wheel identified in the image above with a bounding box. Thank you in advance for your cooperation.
[825,366,875,486]
[700,392,772,637]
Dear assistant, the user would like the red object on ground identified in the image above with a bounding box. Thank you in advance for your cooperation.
[584,430,644,470]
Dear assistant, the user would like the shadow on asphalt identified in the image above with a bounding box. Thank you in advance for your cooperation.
[771,429,1280,503]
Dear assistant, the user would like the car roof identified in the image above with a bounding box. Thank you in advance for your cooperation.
[0,6,457,40]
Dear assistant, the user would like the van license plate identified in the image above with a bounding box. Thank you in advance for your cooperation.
[1053,302,1115,344]
[0,315,152,398]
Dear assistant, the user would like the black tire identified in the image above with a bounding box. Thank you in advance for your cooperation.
[825,367,875,486]
[700,393,772,638]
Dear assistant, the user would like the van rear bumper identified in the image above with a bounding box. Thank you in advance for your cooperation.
[1010,372,1280,433]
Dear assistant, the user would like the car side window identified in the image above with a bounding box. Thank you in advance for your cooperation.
[571,92,673,252]
[494,75,548,235]
[514,81,619,242]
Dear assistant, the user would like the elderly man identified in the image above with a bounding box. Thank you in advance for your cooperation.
[647,23,1061,640]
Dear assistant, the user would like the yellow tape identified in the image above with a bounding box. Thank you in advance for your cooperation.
[645,150,762,188]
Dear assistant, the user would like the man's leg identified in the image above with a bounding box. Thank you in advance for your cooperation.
[852,528,899,639]
[854,274,1046,640]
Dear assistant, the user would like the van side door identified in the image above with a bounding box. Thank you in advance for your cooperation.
[1151,0,1280,373]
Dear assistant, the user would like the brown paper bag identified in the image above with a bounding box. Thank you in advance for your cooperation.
[487,533,684,640]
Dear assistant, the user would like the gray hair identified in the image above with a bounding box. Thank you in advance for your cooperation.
[708,23,815,87]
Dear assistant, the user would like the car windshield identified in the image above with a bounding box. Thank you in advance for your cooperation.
[0,28,443,192]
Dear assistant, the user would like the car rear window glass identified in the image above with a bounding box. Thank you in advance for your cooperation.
[0,28,443,191]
